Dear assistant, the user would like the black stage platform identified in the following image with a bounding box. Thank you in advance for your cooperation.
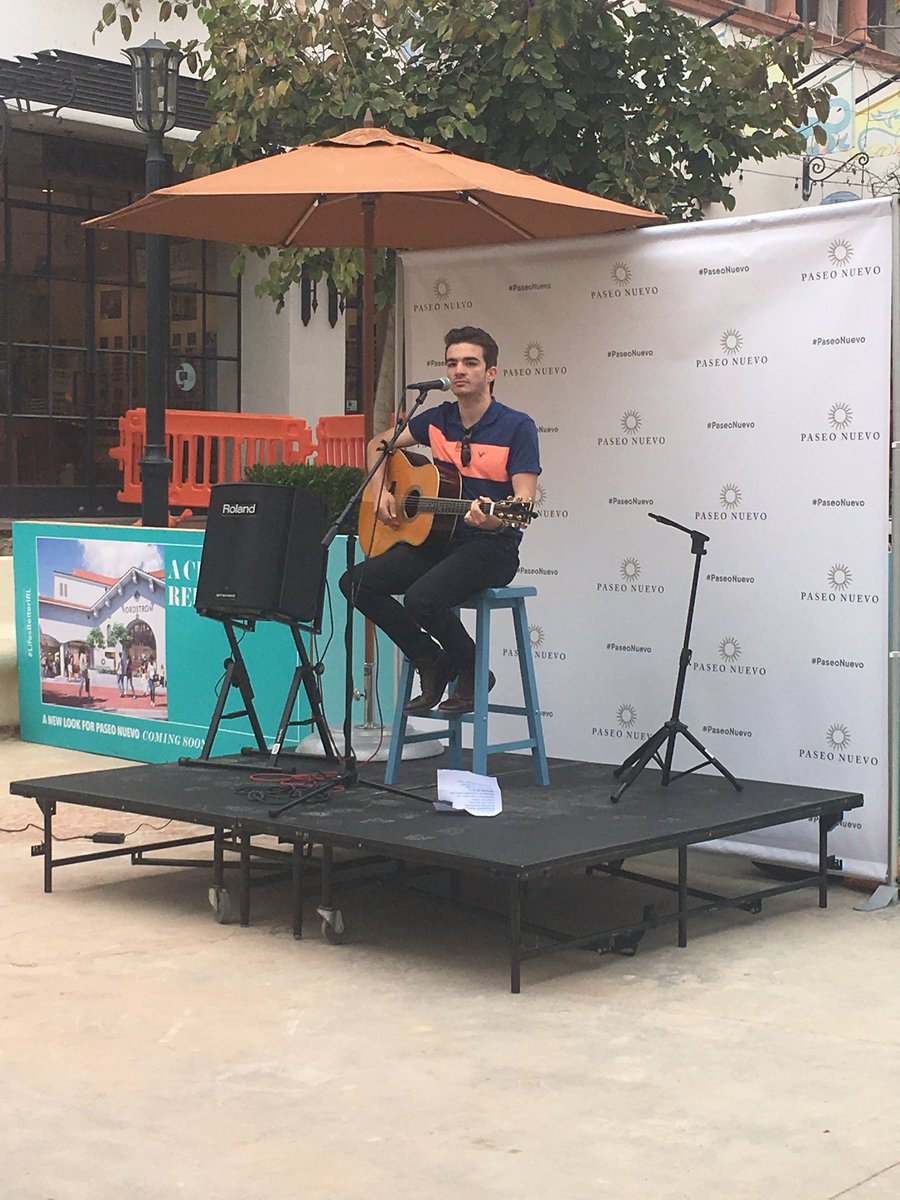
[10,755,863,992]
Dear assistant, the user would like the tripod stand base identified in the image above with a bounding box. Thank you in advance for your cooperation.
[610,719,743,804]
[295,723,444,763]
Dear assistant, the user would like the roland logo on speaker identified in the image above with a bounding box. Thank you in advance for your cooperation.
[221,502,257,515]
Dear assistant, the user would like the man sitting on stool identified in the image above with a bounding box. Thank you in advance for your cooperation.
[340,325,541,715]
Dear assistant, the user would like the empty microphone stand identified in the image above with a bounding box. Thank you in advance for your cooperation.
[610,511,743,804]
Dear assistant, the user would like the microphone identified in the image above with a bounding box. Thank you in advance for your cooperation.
[406,376,451,393]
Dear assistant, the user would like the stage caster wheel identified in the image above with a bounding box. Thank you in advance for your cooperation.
[317,906,345,944]
[208,885,233,925]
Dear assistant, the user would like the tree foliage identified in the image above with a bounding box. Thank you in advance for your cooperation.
[96,0,832,307]
[106,622,132,649]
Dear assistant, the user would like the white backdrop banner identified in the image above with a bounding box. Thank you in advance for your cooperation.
[401,200,893,881]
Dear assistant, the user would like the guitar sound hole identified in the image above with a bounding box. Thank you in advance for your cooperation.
[402,490,420,519]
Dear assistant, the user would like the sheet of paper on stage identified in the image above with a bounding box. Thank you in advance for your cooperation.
[435,770,502,816]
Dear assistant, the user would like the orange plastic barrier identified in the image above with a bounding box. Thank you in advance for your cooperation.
[110,408,316,508]
[314,414,366,468]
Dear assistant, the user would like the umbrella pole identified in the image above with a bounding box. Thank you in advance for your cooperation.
[362,195,376,443]
[362,196,378,726]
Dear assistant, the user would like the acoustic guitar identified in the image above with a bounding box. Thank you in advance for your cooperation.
[358,449,537,558]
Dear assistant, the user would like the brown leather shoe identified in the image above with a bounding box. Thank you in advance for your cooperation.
[404,650,456,713]
[437,668,496,715]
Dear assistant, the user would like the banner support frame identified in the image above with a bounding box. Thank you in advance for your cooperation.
[858,195,900,909]
[891,196,900,890]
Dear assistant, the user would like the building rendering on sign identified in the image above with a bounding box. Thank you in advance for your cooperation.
[37,539,166,688]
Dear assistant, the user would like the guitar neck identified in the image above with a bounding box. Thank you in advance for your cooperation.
[415,498,495,517]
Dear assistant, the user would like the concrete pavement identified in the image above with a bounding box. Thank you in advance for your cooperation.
[2,731,900,1200]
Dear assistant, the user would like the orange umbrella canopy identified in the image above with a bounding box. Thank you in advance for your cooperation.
[89,126,663,442]
[87,126,662,246]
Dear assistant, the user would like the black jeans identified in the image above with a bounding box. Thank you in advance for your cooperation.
[340,531,519,668]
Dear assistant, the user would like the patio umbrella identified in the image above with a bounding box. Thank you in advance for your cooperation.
[87,124,664,439]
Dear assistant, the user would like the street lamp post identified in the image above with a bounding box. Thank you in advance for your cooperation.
[124,38,183,528]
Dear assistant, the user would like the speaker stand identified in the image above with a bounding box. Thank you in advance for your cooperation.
[182,617,268,764]
[247,621,342,765]
[179,616,341,772]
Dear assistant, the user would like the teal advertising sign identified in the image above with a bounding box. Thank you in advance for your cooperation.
[13,522,394,763]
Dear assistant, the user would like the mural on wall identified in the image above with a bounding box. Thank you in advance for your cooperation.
[36,538,169,718]
[799,63,900,161]
[801,66,856,156]
[857,86,900,158]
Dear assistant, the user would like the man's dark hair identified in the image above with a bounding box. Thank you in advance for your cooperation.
[444,326,499,370]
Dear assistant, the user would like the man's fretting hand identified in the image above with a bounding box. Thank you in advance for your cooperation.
[464,497,501,530]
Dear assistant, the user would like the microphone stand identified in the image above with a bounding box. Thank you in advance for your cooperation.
[610,511,743,805]
[268,386,436,817]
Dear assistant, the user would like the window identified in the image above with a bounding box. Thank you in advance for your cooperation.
[1,128,241,510]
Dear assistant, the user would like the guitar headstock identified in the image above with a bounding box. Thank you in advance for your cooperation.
[493,497,538,529]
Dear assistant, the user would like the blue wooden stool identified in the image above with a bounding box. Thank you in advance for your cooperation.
[385,586,550,786]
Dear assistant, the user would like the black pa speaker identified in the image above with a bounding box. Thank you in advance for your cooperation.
[196,483,330,628]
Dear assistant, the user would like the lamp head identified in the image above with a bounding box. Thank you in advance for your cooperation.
[123,37,183,135]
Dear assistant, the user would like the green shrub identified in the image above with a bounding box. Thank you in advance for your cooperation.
[243,462,365,525]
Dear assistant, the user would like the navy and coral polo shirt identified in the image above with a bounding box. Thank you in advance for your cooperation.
[407,398,541,541]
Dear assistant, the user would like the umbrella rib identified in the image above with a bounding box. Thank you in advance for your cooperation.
[384,191,535,239]
[462,194,533,240]
[280,191,534,244]
[283,196,324,245]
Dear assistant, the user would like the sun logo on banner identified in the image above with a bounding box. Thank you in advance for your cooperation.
[828,402,853,430]
[719,636,742,663]
[611,261,632,285]
[828,563,852,590]
[620,557,641,581]
[720,483,742,510]
[826,723,851,750]
[617,703,637,728]
[524,342,544,365]
[433,278,451,300]
[720,329,743,356]
[621,410,642,433]
[828,239,853,268]
[529,625,545,649]
[533,483,546,509]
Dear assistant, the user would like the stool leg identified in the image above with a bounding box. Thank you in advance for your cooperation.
[471,599,492,776]
[512,599,550,785]
[448,716,463,769]
[385,657,414,785]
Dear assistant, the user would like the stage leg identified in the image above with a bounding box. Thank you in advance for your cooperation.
[292,841,304,940]
[321,844,334,909]
[213,828,225,888]
[818,817,829,909]
[239,833,251,927]
[678,845,688,947]
[316,844,346,943]
[510,878,522,995]
[41,799,54,894]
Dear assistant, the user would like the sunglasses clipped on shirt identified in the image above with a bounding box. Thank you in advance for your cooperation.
[460,429,473,467]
